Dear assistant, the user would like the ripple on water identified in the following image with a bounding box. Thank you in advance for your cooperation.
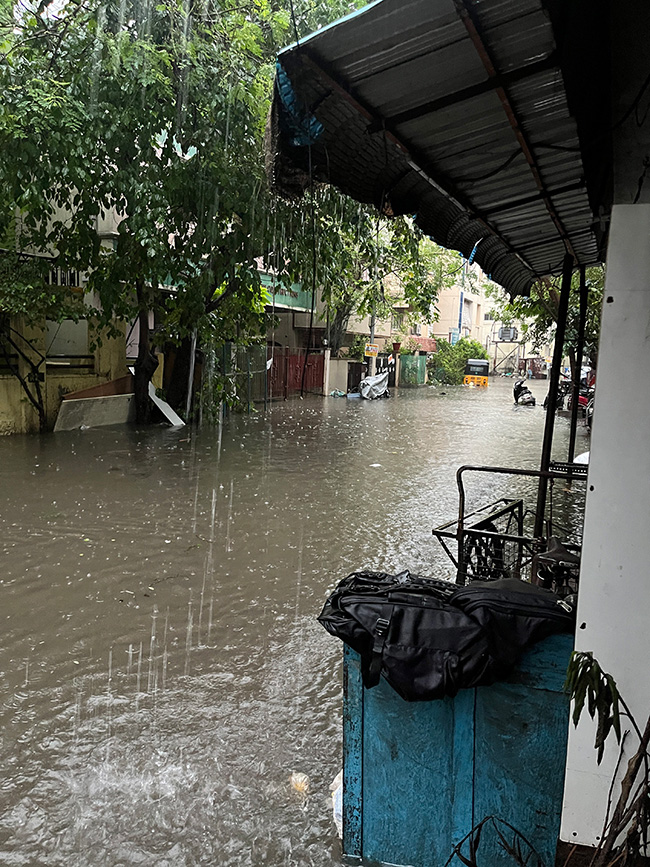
[0,383,586,864]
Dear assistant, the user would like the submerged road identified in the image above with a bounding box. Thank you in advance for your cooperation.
[0,380,587,865]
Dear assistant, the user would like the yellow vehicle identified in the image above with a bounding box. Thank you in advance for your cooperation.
[463,358,489,387]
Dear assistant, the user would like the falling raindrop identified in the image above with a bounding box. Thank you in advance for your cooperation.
[226,478,234,552]
[184,595,193,677]
[161,607,170,692]
[89,3,107,112]
[292,525,305,723]
[224,94,232,155]
[126,642,134,676]
[147,605,158,693]
[105,647,113,761]
[135,641,143,711]
[73,679,82,746]
[207,594,214,644]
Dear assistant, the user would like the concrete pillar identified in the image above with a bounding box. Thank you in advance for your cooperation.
[560,204,650,844]
[322,348,331,396]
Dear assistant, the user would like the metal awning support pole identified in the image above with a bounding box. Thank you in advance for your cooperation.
[568,265,588,464]
[534,253,574,538]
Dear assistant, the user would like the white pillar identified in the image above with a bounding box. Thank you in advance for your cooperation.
[322,348,331,396]
[561,204,650,844]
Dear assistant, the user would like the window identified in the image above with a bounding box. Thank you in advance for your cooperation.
[45,267,80,288]
[46,320,94,372]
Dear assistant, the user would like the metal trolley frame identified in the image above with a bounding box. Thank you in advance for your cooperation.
[432,463,588,585]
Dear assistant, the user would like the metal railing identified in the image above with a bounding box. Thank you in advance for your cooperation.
[432,463,588,585]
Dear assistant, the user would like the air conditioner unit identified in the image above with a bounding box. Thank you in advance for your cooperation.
[499,326,519,341]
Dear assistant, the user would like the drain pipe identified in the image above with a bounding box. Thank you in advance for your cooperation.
[534,253,574,539]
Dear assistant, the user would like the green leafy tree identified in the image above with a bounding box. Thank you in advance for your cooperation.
[0,0,445,426]
[486,267,605,376]
[1,0,298,421]
[279,188,456,355]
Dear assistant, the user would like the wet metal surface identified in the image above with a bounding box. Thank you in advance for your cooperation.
[0,381,586,865]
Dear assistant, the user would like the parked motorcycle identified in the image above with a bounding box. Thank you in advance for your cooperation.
[566,384,594,413]
[513,379,536,406]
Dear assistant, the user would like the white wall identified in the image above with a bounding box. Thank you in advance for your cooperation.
[561,204,650,844]
[328,358,350,393]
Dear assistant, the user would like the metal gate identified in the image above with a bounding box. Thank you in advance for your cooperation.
[375,354,396,387]
[399,354,426,386]
[347,361,365,393]
[268,348,324,399]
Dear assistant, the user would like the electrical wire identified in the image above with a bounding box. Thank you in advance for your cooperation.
[535,67,650,156]
[288,0,300,46]
[461,148,523,184]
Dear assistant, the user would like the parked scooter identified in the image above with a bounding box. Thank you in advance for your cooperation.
[356,370,390,399]
[513,379,536,406]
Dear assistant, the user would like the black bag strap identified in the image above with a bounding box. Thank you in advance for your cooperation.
[364,610,392,688]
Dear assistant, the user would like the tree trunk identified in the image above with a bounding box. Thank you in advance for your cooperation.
[165,337,193,412]
[328,303,354,355]
[568,346,576,385]
[134,283,158,425]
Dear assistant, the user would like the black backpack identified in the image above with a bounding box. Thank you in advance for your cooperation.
[318,572,574,702]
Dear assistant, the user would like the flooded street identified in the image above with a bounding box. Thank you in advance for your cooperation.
[0,380,588,866]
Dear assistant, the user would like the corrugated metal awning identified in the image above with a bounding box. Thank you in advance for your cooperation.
[267,0,607,297]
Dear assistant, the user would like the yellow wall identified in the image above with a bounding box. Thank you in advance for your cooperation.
[0,317,128,435]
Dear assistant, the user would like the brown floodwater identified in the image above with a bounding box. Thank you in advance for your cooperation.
[0,380,587,865]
